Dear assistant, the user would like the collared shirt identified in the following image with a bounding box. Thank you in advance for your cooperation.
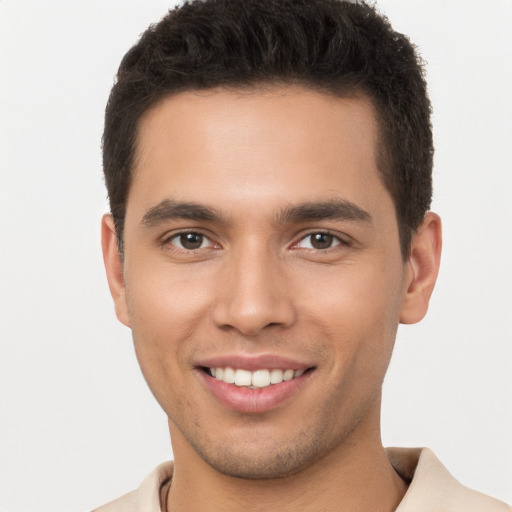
[92,448,511,511]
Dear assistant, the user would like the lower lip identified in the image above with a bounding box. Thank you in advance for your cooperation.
[198,370,312,414]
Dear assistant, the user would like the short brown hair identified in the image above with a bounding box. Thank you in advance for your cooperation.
[103,0,433,257]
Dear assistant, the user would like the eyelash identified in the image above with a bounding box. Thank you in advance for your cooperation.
[162,230,349,253]
[163,231,215,251]
[293,231,349,251]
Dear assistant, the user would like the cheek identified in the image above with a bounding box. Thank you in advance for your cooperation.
[301,254,403,318]
[123,265,214,403]
[125,259,213,335]
[302,258,404,364]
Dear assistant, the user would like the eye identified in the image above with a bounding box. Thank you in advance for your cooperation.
[167,232,212,250]
[296,232,343,250]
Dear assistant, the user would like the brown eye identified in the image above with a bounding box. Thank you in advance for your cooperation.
[169,232,208,250]
[310,233,334,249]
[296,232,342,250]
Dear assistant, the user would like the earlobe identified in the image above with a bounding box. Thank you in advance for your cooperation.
[400,212,442,324]
[101,214,131,328]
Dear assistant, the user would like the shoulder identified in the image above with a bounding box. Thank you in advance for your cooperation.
[388,447,511,512]
[91,461,174,512]
[92,490,138,512]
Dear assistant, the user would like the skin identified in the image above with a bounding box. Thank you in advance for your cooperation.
[102,86,442,511]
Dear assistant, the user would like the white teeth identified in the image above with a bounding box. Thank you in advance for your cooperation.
[270,369,283,384]
[252,369,270,388]
[210,366,306,388]
[283,369,294,381]
[234,369,252,386]
[223,367,235,384]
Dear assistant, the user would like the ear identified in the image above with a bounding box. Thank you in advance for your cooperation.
[101,214,131,327]
[400,212,442,324]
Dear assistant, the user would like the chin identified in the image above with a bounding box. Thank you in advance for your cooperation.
[200,450,314,480]
[187,427,329,480]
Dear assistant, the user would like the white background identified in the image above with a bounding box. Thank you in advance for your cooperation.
[0,1,511,510]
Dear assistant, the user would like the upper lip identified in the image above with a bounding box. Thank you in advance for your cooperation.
[195,354,314,372]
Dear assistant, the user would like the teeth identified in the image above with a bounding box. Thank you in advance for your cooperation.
[270,369,283,384]
[234,369,252,386]
[209,367,306,388]
[252,369,270,388]
[283,369,294,381]
[223,367,235,384]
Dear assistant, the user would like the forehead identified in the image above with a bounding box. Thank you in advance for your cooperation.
[129,86,392,222]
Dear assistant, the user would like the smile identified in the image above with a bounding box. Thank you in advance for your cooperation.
[198,361,314,413]
[209,367,305,388]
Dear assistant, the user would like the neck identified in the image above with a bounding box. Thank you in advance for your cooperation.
[166,407,408,512]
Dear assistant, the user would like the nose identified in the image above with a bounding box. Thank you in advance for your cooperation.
[212,246,297,336]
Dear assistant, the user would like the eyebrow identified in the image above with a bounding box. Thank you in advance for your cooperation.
[276,200,372,225]
[140,199,225,227]
[140,198,372,228]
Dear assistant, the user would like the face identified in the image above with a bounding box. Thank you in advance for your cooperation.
[105,87,419,479]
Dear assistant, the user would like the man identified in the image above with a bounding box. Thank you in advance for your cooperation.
[95,0,511,510]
